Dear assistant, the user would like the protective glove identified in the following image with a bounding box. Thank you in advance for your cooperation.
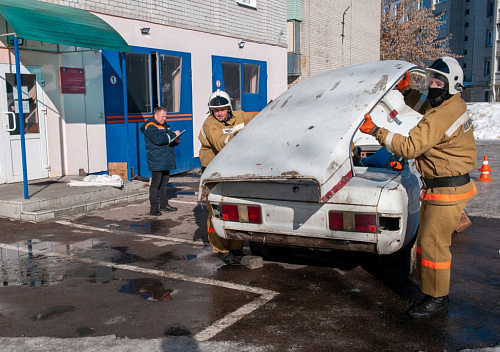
[360,113,379,136]
[396,71,410,92]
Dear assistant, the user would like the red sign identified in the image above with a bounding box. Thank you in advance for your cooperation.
[60,67,86,94]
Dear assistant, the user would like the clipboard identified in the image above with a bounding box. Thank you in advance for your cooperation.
[170,129,186,143]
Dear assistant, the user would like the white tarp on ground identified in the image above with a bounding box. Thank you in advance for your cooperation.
[68,174,123,188]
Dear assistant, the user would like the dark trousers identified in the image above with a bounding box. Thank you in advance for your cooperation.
[149,170,170,210]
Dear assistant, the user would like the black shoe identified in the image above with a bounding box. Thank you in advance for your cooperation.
[216,252,235,265]
[150,209,162,216]
[405,295,449,319]
[230,250,246,258]
[160,204,177,212]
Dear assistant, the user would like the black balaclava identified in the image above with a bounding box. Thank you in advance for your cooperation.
[427,88,452,108]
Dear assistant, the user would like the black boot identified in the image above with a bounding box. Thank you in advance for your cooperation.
[160,204,177,212]
[216,252,235,265]
[230,249,246,258]
[405,295,449,319]
[150,208,162,216]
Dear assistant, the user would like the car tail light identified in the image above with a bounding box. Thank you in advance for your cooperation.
[355,214,377,233]
[328,211,343,230]
[221,203,262,224]
[247,206,262,224]
[328,211,377,233]
[222,204,239,221]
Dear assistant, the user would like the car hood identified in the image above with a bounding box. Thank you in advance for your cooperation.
[200,60,419,203]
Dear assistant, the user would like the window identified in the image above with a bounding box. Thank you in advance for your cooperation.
[243,63,260,94]
[160,55,182,112]
[126,53,151,114]
[485,59,491,76]
[465,22,469,28]
[484,91,490,102]
[464,50,468,55]
[497,56,500,72]
[465,36,468,41]
[438,13,447,29]
[222,61,241,111]
[236,0,256,9]
[466,9,469,15]
[487,31,493,46]
[487,1,494,17]
[463,63,467,68]
[5,73,39,136]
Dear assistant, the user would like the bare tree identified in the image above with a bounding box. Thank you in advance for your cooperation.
[381,0,456,68]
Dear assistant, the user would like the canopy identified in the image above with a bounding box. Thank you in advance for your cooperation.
[0,0,131,52]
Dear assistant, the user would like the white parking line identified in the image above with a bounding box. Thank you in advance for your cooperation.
[56,220,206,246]
[55,220,115,233]
[0,240,278,342]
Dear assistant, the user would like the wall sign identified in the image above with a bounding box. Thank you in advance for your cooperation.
[60,67,86,94]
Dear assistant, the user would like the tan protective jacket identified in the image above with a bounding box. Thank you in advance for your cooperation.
[198,110,257,167]
[375,90,477,205]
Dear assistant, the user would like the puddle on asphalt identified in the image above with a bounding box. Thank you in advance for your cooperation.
[33,305,76,320]
[1,239,198,287]
[119,278,174,301]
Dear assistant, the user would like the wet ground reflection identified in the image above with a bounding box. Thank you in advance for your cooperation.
[120,278,174,301]
[0,239,198,287]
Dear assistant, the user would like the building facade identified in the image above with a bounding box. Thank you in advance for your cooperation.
[429,0,499,102]
[287,0,381,86]
[0,0,288,184]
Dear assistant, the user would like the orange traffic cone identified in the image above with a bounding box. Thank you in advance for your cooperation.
[477,156,493,182]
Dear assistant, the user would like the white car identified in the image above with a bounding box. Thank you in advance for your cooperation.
[199,60,424,274]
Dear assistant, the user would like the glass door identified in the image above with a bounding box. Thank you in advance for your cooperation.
[0,65,48,183]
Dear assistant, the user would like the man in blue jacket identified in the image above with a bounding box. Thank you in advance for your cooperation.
[140,107,180,216]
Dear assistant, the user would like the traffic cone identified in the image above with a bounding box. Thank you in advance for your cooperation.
[477,156,493,182]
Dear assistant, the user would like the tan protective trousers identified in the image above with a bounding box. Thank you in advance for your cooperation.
[206,199,244,254]
[417,201,467,297]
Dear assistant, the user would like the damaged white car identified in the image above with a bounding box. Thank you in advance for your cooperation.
[199,60,425,274]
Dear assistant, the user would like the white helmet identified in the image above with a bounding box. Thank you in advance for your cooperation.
[208,89,232,110]
[425,57,464,95]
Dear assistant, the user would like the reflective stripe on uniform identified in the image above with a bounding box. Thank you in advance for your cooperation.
[384,132,395,153]
[145,122,164,130]
[413,93,427,112]
[445,111,470,137]
[200,127,207,139]
[417,246,451,269]
[420,183,477,202]
[421,257,451,270]
[224,135,230,144]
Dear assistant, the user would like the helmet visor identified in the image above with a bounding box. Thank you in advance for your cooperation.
[426,71,448,90]
[209,95,230,108]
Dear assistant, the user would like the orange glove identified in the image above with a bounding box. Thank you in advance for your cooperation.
[360,113,379,135]
[395,71,410,92]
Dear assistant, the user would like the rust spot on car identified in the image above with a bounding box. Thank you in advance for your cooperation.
[280,96,291,108]
[330,81,340,91]
[371,75,388,94]
[269,99,280,110]
[209,172,221,178]
[281,171,301,178]
[316,91,324,99]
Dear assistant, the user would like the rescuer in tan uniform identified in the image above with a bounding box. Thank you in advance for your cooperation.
[360,57,477,319]
[199,89,258,264]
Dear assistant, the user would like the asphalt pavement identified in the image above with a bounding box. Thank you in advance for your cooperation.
[0,142,498,352]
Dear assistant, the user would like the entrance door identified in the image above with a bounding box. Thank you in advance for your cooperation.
[0,65,48,183]
[212,56,267,112]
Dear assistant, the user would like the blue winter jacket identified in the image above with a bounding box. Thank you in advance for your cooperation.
[140,118,179,171]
